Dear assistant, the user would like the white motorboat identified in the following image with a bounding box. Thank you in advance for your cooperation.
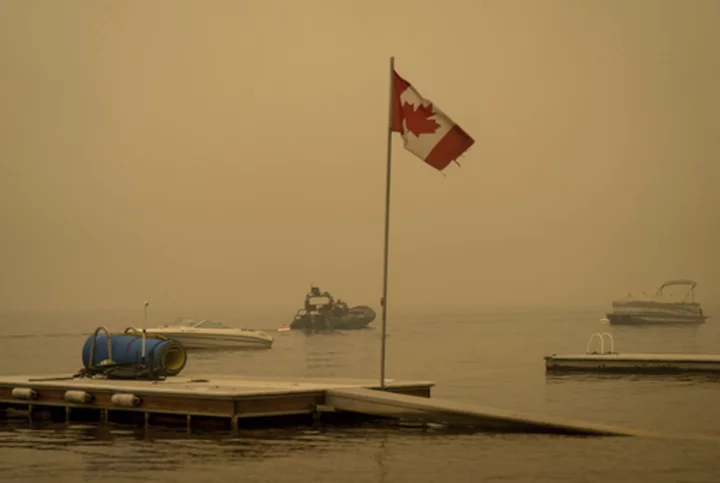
[141,318,275,349]
[605,279,708,325]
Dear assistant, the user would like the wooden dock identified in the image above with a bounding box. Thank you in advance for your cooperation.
[545,353,720,374]
[325,387,656,436]
[0,374,431,429]
[0,373,654,437]
[545,333,720,375]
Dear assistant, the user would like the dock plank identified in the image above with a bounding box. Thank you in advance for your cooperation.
[326,387,658,437]
[0,374,434,399]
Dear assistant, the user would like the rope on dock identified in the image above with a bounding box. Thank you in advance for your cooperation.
[73,362,169,381]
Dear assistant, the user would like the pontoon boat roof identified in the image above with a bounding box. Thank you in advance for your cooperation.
[658,279,697,293]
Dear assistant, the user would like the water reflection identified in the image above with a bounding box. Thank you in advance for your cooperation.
[0,418,503,479]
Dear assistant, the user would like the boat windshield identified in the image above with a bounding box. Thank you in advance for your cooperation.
[196,320,233,329]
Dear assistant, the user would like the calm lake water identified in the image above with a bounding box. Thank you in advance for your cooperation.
[1,305,719,482]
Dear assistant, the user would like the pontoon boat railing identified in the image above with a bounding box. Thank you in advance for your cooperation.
[657,279,698,303]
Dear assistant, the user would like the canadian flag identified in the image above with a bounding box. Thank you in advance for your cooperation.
[391,70,475,171]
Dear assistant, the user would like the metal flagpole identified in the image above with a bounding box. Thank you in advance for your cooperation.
[380,56,395,389]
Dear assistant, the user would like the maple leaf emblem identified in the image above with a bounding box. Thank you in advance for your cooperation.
[401,101,440,136]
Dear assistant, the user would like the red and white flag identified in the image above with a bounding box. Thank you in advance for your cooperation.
[391,70,474,171]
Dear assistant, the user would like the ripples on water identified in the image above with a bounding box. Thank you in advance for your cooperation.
[1,306,720,482]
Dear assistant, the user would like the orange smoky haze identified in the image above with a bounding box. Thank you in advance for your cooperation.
[0,0,718,314]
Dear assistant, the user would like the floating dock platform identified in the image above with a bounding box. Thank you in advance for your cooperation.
[0,372,655,437]
[545,332,720,374]
[0,374,431,429]
[546,353,720,374]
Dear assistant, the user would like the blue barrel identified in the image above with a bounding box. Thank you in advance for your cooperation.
[81,333,187,376]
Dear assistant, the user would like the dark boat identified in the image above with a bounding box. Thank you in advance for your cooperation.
[288,286,376,330]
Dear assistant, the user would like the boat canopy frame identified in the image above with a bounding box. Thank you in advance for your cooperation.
[656,279,698,303]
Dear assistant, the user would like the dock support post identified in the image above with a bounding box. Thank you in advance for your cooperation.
[27,404,32,424]
[186,414,191,433]
[144,411,149,430]
[230,415,238,432]
[65,406,70,424]
[102,409,109,424]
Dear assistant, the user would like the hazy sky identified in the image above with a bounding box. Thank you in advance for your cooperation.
[1,0,718,313]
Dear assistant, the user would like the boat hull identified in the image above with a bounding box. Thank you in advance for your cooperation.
[144,331,274,350]
[606,313,708,325]
[289,305,376,331]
